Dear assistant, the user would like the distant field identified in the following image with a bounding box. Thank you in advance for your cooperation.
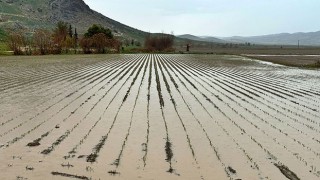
[175,46,320,55]
[243,55,320,67]
[0,54,319,179]
[175,46,320,67]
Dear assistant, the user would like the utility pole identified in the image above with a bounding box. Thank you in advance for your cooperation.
[298,40,300,49]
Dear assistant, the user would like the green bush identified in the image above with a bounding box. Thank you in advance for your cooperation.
[84,24,113,39]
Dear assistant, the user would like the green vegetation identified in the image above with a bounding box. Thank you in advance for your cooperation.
[0,42,10,55]
[0,0,49,16]
[306,60,320,68]
[0,28,7,41]
[4,21,120,55]
[0,28,9,55]
[84,24,113,39]
[80,24,120,54]
[121,45,141,53]
[0,3,21,14]
[5,21,78,55]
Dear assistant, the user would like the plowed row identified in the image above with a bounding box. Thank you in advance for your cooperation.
[0,54,319,180]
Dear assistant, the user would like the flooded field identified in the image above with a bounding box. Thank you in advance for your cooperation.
[0,54,319,180]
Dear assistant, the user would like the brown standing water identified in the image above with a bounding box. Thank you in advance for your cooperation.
[0,54,319,180]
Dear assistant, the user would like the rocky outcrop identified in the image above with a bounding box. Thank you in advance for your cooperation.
[48,0,92,23]
[0,0,146,39]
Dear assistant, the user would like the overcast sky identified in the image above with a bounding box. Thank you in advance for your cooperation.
[83,0,320,37]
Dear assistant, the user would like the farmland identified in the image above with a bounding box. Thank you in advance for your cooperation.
[0,54,319,180]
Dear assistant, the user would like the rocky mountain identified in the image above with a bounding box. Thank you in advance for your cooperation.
[0,0,146,40]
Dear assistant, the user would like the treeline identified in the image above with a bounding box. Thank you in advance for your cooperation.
[144,33,174,52]
[6,22,120,55]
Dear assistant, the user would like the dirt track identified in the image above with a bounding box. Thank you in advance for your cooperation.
[0,54,319,180]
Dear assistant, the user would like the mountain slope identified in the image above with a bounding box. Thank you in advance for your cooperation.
[178,34,226,43]
[222,31,320,46]
[0,0,146,40]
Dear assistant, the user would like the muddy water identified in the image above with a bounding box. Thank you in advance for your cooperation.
[0,54,319,180]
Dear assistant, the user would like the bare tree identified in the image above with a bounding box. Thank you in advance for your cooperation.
[92,33,107,53]
[80,37,93,54]
[52,21,68,53]
[144,33,174,52]
[7,31,26,55]
[33,29,52,55]
[64,35,74,54]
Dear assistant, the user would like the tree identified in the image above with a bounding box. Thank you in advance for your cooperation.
[84,24,113,39]
[7,31,26,55]
[144,33,174,52]
[124,39,130,47]
[144,33,151,48]
[80,24,119,54]
[68,24,73,38]
[80,37,93,54]
[33,29,52,55]
[65,36,74,54]
[111,38,121,53]
[73,28,78,53]
[92,33,107,53]
[135,41,141,47]
[52,21,68,53]
[186,43,190,52]
[74,28,78,41]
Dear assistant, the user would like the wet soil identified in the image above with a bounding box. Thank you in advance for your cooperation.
[0,54,319,180]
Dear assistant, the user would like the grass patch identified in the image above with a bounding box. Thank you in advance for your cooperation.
[121,45,142,53]
[308,60,320,68]
[0,42,8,50]
[0,42,11,56]
[0,28,8,53]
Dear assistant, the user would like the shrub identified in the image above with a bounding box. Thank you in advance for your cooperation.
[80,37,93,54]
[7,31,26,55]
[84,24,113,39]
[144,33,174,52]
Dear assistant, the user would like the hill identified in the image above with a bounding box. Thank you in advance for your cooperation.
[0,0,146,41]
[179,31,320,46]
[222,31,320,46]
[177,34,226,43]
[0,0,216,46]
